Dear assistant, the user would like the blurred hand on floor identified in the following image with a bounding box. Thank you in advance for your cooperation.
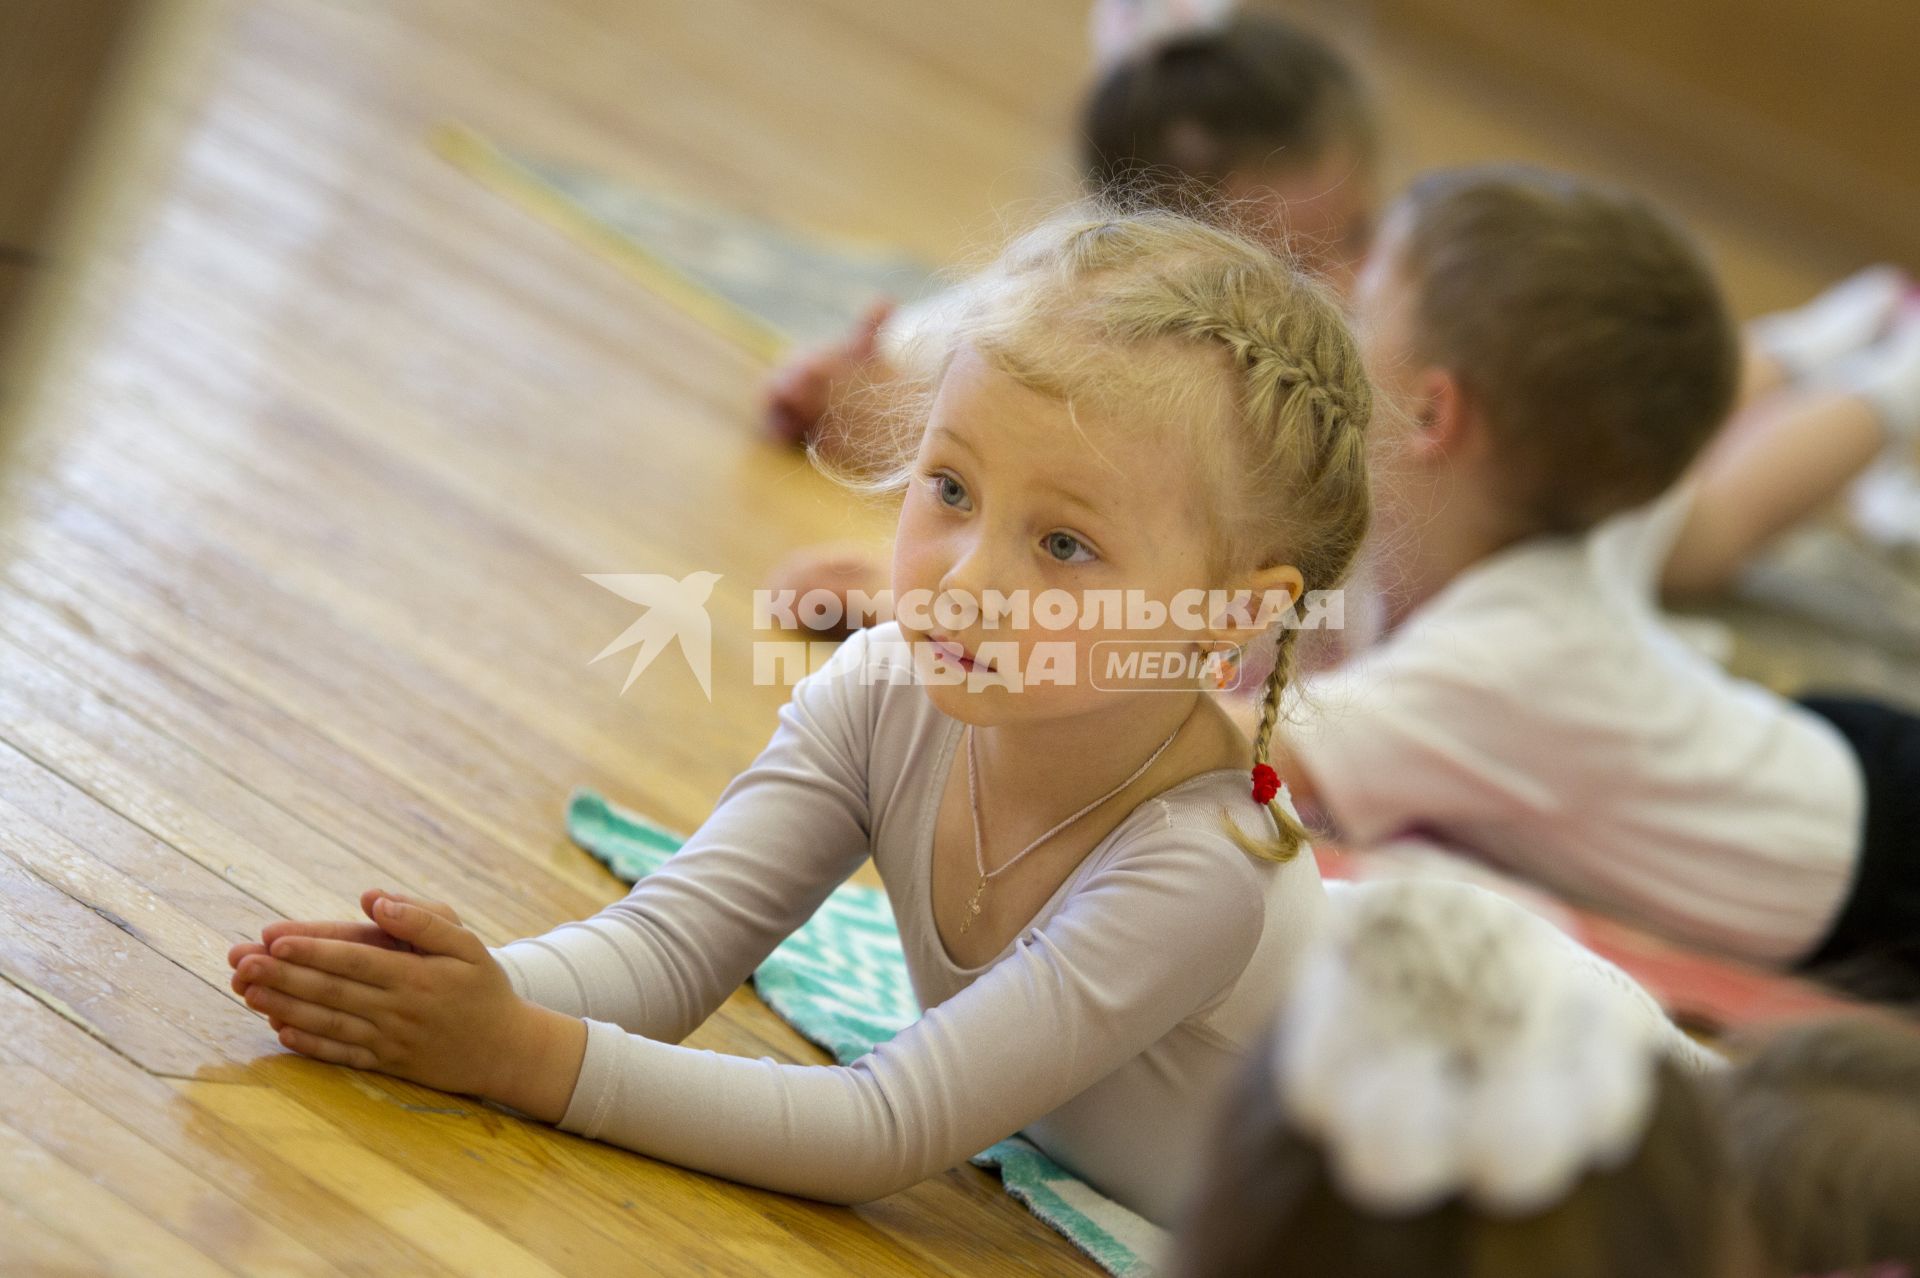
[763,299,896,449]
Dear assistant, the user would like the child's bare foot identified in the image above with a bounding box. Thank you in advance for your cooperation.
[764,543,891,639]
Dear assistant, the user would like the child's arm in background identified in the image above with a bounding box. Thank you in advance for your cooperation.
[1664,312,1920,599]
[1660,389,1891,599]
[763,284,974,449]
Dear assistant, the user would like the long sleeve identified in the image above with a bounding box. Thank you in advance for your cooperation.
[489,626,880,1044]
[550,822,1267,1206]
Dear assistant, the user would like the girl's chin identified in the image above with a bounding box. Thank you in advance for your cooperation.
[918,677,1061,726]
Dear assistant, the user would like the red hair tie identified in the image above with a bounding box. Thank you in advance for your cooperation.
[1251,763,1281,805]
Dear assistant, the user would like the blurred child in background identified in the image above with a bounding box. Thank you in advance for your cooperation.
[758,7,1382,630]
[1171,878,1752,1278]
[763,7,1383,449]
[1716,1014,1920,1273]
[1276,166,1920,985]
[760,1,1915,652]
[1173,877,1920,1276]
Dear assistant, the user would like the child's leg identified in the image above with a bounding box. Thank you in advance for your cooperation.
[1792,694,1920,998]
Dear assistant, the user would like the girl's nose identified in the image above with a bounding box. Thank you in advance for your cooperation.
[938,528,1002,611]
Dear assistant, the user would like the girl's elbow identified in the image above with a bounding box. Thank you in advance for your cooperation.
[798,1168,920,1209]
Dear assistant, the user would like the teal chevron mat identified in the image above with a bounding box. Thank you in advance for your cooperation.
[566,788,1170,1277]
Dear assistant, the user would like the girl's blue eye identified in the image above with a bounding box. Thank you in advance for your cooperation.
[932,473,970,510]
[1044,531,1095,564]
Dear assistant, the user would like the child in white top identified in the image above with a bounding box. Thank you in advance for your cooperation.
[1280,166,1920,975]
[225,205,1376,1224]
[766,9,1915,644]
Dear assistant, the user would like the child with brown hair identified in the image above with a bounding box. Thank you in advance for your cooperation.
[1717,1014,1920,1274]
[763,6,1382,449]
[1276,165,1920,980]
[1173,879,1920,1277]
[1171,878,1752,1278]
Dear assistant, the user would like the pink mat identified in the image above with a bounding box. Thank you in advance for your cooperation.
[1316,848,1857,1035]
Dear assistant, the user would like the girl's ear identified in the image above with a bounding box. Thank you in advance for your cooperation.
[1197,563,1307,654]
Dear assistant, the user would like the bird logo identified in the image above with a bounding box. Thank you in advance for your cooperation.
[585,571,723,699]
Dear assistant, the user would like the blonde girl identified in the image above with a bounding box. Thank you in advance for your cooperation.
[226,205,1372,1224]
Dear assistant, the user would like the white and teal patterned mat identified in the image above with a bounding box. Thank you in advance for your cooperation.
[566,788,1170,1277]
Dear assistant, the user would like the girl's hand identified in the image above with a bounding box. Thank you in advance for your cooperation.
[233,896,588,1123]
[227,889,459,995]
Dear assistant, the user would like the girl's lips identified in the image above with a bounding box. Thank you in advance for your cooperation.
[929,635,994,673]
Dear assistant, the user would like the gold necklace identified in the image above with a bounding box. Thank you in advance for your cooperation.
[959,717,1186,934]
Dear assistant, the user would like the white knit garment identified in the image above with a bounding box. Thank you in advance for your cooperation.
[1273,879,1720,1218]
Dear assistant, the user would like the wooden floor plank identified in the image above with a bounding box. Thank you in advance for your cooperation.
[0,562,611,934]
[0,1062,334,1276]
[0,752,262,993]
[0,727,276,946]
[0,632,401,922]
[231,1059,878,1278]
[0,979,505,1276]
[182,1084,571,1278]
[0,1118,238,1278]
[0,1195,105,1274]
[0,835,270,1075]
[0,509,621,919]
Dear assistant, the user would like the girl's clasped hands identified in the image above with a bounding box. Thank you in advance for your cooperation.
[226,890,587,1122]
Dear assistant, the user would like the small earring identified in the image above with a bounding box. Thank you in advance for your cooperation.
[1213,645,1242,690]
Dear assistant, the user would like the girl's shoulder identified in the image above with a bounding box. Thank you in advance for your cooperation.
[792,622,954,789]
[1123,770,1329,1040]
[1109,767,1309,888]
